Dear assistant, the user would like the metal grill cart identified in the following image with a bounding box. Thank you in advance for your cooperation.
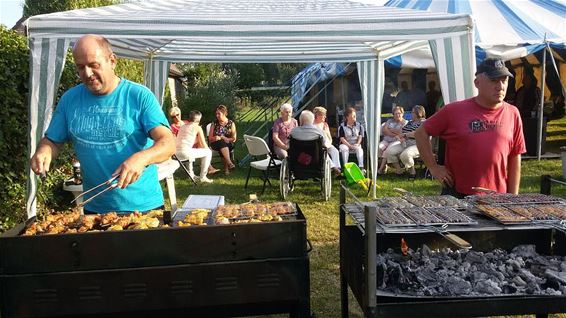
[338,183,566,318]
[0,204,311,318]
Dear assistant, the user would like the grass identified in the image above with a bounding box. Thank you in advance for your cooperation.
[170,116,566,318]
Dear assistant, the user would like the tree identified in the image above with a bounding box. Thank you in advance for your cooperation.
[23,0,120,18]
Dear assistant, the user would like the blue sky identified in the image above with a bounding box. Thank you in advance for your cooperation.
[0,0,24,28]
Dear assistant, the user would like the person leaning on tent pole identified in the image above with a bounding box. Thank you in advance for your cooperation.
[30,34,176,213]
[414,58,526,198]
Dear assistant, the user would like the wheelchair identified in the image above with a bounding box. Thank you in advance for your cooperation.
[279,136,332,201]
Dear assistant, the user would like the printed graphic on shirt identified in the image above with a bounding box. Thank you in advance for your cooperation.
[70,105,130,149]
[469,119,502,133]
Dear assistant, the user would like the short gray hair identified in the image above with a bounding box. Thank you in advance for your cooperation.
[280,103,293,112]
[299,110,315,125]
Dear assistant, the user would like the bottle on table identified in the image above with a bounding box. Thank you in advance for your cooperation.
[72,159,82,185]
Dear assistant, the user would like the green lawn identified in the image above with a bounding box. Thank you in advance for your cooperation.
[171,116,566,318]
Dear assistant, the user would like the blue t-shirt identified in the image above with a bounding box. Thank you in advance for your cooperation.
[46,79,169,213]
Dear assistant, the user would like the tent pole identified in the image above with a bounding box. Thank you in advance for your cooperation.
[537,39,547,160]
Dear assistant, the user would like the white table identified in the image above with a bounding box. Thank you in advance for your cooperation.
[63,159,180,211]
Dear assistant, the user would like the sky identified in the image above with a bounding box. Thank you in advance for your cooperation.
[0,0,24,29]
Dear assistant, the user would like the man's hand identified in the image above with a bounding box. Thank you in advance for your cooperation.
[428,164,454,188]
[113,152,148,189]
[112,125,175,189]
[30,138,61,176]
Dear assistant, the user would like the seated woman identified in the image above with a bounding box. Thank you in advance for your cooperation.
[313,106,341,171]
[208,105,237,175]
[382,105,426,178]
[176,111,217,183]
[338,107,365,171]
[169,106,188,136]
[378,105,407,173]
[272,103,298,159]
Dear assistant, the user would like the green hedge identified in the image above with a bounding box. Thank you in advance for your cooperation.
[0,27,31,230]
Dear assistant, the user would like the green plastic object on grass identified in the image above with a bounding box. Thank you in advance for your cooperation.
[343,162,365,185]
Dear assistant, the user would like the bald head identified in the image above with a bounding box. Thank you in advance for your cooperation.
[73,34,119,95]
[73,34,114,56]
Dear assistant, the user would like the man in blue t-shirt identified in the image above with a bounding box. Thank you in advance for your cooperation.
[30,34,175,213]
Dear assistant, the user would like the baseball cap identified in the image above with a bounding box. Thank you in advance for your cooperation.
[475,58,514,78]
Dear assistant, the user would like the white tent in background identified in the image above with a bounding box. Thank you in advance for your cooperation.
[24,0,477,216]
[385,0,566,159]
[384,0,566,67]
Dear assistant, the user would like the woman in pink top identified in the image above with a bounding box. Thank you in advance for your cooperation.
[378,105,407,173]
[272,103,298,159]
[169,106,188,136]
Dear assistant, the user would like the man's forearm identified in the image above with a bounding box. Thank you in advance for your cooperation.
[507,154,521,194]
[140,126,176,165]
[414,126,436,169]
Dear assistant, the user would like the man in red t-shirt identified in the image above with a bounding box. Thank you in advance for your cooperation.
[415,58,526,198]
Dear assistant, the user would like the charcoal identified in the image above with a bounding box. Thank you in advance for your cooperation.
[511,245,538,258]
[501,284,518,294]
[513,276,527,286]
[474,279,502,295]
[545,269,566,284]
[376,244,566,297]
[465,251,487,264]
[446,276,472,295]
[541,287,563,296]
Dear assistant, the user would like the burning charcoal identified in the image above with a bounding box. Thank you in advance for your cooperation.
[445,276,472,295]
[474,279,502,295]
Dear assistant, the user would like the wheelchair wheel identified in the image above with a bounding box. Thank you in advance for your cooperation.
[279,159,290,200]
[322,158,332,201]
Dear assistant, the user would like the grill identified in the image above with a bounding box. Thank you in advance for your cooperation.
[0,206,310,318]
[338,184,566,317]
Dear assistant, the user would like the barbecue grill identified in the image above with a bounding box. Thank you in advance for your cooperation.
[338,184,566,318]
[0,206,311,318]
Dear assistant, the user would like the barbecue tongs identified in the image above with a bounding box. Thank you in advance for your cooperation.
[71,175,119,207]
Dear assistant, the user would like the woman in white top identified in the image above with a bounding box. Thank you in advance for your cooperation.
[176,111,216,183]
[378,105,407,173]
[313,106,341,173]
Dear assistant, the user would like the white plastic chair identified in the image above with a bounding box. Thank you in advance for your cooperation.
[243,134,282,194]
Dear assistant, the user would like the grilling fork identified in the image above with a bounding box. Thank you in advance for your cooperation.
[71,175,119,207]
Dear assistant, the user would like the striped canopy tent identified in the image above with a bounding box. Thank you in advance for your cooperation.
[384,0,566,68]
[24,0,476,215]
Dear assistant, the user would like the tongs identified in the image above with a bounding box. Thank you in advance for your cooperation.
[425,224,473,250]
[71,175,119,207]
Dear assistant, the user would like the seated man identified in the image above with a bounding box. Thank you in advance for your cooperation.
[290,110,341,176]
[175,110,216,183]
[338,107,365,171]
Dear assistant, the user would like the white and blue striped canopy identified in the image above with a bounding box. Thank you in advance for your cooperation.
[384,0,566,67]
[24,0,477,213]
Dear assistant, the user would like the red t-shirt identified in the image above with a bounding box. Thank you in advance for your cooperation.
[423,98,526,195]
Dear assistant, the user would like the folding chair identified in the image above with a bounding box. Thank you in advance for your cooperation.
[243,134,282,194]
[172,155,197,185]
